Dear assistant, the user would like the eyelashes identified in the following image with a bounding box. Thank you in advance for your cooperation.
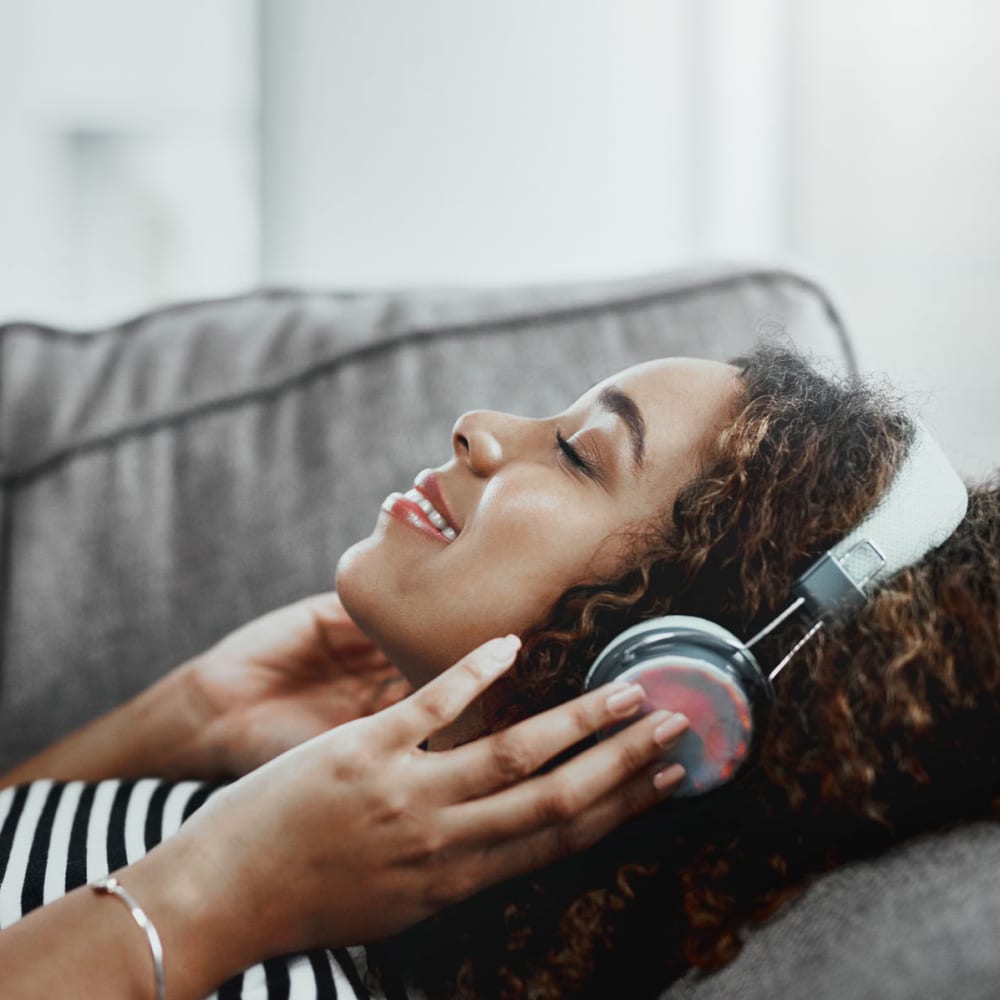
[556,430,600,481]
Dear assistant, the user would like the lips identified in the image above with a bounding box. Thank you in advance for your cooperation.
[414,470,462,535]
[380,469,462,544]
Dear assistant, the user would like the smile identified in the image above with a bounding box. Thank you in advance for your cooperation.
[381,473,459,543]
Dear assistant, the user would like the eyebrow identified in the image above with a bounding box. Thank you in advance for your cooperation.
[597,386,646,469]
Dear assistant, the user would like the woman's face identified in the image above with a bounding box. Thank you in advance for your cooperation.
[336,357,741,685]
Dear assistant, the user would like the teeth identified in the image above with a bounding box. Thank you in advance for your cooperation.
[404,488,456,540]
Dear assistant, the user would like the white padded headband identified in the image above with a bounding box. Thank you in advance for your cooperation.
[793,418,968,618]
[836,418,968,586]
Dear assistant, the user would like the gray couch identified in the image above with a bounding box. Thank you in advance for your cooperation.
[1,264,997,998]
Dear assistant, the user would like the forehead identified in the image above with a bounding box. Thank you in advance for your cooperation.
[581,357,741,429]
[617,353,738,392]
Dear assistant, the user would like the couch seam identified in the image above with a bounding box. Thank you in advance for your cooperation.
[0,288,362,340]
[0,269,850,353]
[0,269,855,491]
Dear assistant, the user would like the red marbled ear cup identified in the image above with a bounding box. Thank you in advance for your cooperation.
[613,656,755,796]
[586,615,772,798]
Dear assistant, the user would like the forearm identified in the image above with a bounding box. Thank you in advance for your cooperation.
[0,660,219,790]
[0,884,158,999]
[0,831,268,1000]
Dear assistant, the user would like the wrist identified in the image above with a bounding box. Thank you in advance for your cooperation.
[113,660,231,782]
[160,656,236,780]
[0,657,221,789]
[124,819,275,998]
[90,876,166,1000]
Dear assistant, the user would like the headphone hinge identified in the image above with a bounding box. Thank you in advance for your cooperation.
[792,550,870,619]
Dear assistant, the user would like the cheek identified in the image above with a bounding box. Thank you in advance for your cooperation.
[459,490,623,617]
[479,490,584,561]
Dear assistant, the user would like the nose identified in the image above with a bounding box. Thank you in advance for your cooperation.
[451,410,508,477]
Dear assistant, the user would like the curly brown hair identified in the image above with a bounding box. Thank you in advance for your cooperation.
[378,345,1000,999]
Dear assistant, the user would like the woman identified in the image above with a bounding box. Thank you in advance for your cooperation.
[2,345,997,998]
[381,346,1000,999]
[0,352,733,998]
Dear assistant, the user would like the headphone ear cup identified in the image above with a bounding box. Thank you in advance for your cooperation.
[611,653,756,796]
[585,616,772,797]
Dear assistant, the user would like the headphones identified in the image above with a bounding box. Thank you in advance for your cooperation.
[584,419,969,799]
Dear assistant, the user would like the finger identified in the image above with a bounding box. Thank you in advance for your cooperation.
[305,592,379,652]
[351,672,413,715]
[431,680,660,801]
[379,635,521,750]
[370,676,413,713]
[476,758,686,888]
[441,708,688,843]
[334,647,395,676]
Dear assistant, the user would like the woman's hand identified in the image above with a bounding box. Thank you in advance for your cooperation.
[0,593,410,790]
[133,635,689,994]
[0,635,688,1000]
[186,592,412,776]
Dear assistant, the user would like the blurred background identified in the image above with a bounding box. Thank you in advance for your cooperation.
[0,0,997,476]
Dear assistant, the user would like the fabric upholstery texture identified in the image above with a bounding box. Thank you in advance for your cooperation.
[664,822,1000,1000]
[0,265,852,769]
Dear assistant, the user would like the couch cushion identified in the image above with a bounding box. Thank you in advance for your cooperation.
[663,821,1000,1000]
[0,265,853,770]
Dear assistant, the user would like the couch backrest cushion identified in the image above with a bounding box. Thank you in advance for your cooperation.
[0,265,853,770]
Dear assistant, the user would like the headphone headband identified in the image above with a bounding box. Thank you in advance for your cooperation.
[793,418,968,619]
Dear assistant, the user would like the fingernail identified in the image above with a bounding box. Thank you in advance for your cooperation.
[484,634,521,663]
[653,763,685,792]
[653,713,689,746]
[605,683,645,717]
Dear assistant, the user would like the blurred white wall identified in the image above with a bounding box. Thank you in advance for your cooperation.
[259,0,791,283]
[785,0,1000,478]
[1,0,998,474]
[258,0,1000,476]
[0,0,257,328]
[259,0,703,286]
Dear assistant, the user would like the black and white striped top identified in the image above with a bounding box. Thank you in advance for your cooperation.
[0,779,418,1000]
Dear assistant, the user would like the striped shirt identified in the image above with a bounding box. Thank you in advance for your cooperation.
[0,779,416,1000]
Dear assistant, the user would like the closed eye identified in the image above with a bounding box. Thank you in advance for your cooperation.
[556,430,600,481]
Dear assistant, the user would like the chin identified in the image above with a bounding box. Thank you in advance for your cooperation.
[336,539,442,688]
[335,538,382,643]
